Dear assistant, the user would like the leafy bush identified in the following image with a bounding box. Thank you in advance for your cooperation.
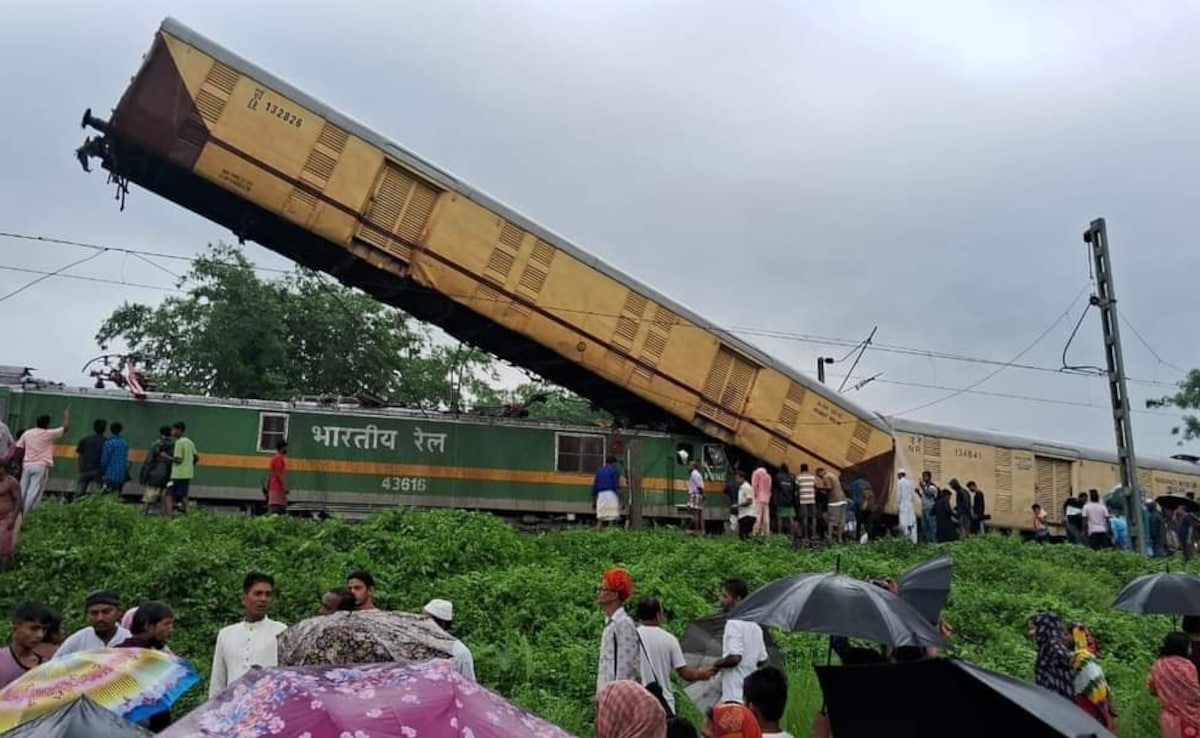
[0,498,1185,736]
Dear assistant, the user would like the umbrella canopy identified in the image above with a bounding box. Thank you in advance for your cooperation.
[0,696,151,738]
[816,657,1115,738]
[277,610,454,667]
[1157,494,1199,513]
[1112,573,1200,615]
[0,648,197,732]
[679,613,785,716]
[161,659,573,738]
[897,554,954,625]
[729,573,948,648]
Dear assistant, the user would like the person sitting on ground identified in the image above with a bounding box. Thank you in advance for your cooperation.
[423,598,475,681]
[703,703,762,738]
[0,602,51,689]
[595,679,666,738]
[1148,632,1200,737]
[319,587,357,615]
[743,666,793,738]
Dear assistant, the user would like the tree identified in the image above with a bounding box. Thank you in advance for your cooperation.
[1147,369,1200,443]
[95,244,497,406]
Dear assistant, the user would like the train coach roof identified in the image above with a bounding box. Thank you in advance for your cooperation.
[156,17,891,435]
[889,416,1200,476]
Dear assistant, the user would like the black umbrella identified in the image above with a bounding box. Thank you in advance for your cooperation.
[1157,494,1199,513]
[729,573,947,648]
[897,554,954,625]
[0,696,151,737]
[1112,572,1200,615]
[679,612,785,716]
[816,657,1115,738]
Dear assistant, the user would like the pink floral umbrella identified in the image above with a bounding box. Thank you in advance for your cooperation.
[161,659,574,738]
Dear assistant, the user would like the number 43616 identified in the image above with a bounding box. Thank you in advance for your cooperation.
[381,477,428,492]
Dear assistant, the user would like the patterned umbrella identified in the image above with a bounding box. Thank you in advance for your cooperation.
[0,648,198,731]
[277,610,454,666]
[161,659,574,737]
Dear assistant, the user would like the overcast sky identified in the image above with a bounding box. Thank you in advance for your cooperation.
[2,1,1198,458]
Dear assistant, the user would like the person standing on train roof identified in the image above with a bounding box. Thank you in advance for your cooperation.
[920,471,938,543]
[100,422,130,494]
[794,465,817,543]
[896,470,917,543]
[686,459,705,534]
[15,407,70,515]
[165,421,198,517]
[139,426,173,516]
[347,570,379,610]
[773,464,796,538]
[592,455,623,532]
[266,439,289,515]
[967,481,986,535]
[751,464,772,537]
[74,419,107,498]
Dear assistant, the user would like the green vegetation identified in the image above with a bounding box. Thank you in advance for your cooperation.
[0,499,1186,736]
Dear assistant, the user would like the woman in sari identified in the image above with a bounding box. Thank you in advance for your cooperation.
[1149,632,1200,738]
[702,704,762,738]
[1069,622,1116,731]
[1028,612,1074,700]
[596,680,666,738]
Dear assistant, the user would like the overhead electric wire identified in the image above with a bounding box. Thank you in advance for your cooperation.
[1121,314,1189,375]
[0,250,108,303]
[892,286,1092,417]
[0,230,1188,393]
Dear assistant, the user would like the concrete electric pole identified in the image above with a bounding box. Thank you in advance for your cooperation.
[1083,218,1143,554]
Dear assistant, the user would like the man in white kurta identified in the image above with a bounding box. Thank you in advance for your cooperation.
[423,599,476,681]
[896,470,918,544]
[54,589,130,659]
[209,573,287,697]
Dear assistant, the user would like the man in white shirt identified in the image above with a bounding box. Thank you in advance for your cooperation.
[54,589,130,659]
[686,460,705,534]
[744,665,795,738]
[634,596,714,714]
[896,470,917,543]
[423,598,476,681]
[209,572,287,697]
[711,578,767,704]
[735,470,757,540]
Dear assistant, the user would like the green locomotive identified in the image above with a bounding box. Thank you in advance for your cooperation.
[0,379,730,521]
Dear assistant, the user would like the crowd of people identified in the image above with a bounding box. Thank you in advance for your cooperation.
[594,567,792,738]
[0,569,474,732]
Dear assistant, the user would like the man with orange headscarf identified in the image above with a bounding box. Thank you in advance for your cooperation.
[703,704,763,738]
[597,567,641,695]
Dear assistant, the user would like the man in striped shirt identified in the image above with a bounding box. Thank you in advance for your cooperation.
[795,464,817,542]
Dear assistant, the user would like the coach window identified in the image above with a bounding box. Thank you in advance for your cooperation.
[257,412,290,453]
[556,432,605,473]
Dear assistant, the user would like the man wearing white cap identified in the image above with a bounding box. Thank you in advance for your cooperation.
[896,470,917,544]
[423,599,475,681]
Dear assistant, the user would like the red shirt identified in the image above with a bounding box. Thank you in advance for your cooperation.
[267,454,287,506]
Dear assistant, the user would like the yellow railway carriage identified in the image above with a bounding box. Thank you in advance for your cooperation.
[890,418,1200,532]
[78,18,895,492]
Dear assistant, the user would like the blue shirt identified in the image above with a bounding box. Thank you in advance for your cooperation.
[100,435,130,485]
[1110,516,1129,550]
[592,464,620,497]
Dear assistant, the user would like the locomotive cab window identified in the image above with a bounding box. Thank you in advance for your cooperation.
[556,433,605,473]
[257,412,289,453]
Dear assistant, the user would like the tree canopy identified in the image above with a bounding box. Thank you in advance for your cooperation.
[1147,369,1200,444]
[95,244,500,408]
